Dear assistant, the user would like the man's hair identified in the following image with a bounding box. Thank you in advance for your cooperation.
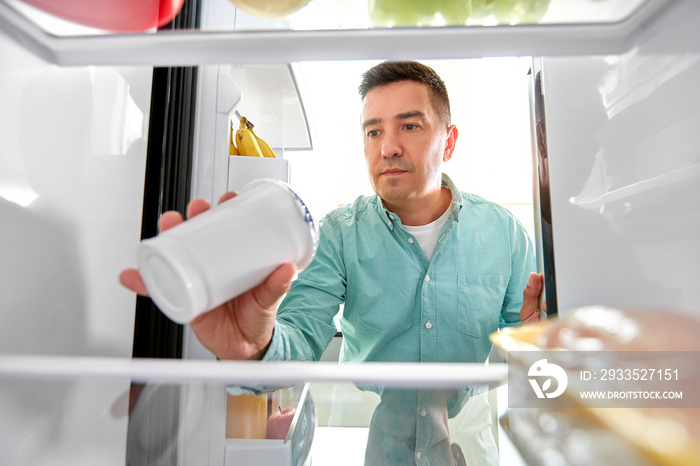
[358,61,451,127]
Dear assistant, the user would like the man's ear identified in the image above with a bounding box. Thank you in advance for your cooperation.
[443,125,458,162]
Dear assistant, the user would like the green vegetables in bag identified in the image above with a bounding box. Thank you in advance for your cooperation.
[369,0,471,26]
[471,0,551,24]
[369,0,550,27]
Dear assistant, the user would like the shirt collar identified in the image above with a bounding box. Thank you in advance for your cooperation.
[442,173,464,218]
[375,173,463,227]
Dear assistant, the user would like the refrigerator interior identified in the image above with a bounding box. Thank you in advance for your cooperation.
[1,0,699,464]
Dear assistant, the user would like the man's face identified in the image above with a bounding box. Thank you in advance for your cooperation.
[361,80,456,209]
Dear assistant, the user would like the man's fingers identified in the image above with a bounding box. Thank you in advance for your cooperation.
[523,272,542,300]
[119,268,149,296]
[157,197,218,233]
[158,211,184,231]
[186,198,212,219]
[521,272,543,323]
[217,191,238,204]
[161,194,237,234]
[181,194,237,222]
[253,263,297,310]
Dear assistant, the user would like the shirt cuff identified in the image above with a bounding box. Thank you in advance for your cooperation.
[261,320,285,361]
[225,322,285,396]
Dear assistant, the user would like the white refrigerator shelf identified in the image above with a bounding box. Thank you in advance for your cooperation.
[0,354,508,388]
[0,0,675,66]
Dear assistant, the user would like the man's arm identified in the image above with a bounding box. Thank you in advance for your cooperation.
[270,215,347,361]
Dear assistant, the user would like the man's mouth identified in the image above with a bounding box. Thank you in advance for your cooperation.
[381,168,407,176]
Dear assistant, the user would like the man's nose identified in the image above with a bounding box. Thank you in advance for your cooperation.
[381,132,402,158]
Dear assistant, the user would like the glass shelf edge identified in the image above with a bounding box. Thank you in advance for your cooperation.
[0,0,675,66]
[0,354,508,388]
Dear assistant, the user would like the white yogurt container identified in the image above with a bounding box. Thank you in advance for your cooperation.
[137,179,318,324]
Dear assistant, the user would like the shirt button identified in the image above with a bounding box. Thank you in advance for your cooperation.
[421,409,427,417]
[425,321,432,329]
[386,220,392,227]
[424,275,430,282]
[408,238,414,244]
[388,214,394,220]
[416,451,422,459]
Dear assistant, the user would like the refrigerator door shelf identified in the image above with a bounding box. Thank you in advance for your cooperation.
[225,439,291,466]
[228,156,290,192]
[228,64,312,151]
[225,383,315,466]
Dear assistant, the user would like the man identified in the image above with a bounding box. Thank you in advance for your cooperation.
[121,61,543,463]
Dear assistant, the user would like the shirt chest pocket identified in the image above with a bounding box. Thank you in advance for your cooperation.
[457,274,508,338]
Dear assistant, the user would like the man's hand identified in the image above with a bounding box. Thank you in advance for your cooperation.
[520,272,545,324]
[119,192,296,360]
[188,261,295,360]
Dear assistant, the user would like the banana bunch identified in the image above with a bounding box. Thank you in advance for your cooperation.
[230,116,277,158]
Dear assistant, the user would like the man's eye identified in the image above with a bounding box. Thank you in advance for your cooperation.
[404,124,418,131]
[367,130,380,138]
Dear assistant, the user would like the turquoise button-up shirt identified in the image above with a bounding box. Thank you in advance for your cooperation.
[261,174,535,465]
[264,174,535,366]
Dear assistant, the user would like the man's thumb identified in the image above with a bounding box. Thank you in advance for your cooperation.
[255,263,296,309]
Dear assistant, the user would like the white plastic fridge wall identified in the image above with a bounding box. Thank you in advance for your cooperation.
[542,0,700,315]
[0,27,151,466]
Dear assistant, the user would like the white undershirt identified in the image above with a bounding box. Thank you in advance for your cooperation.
[402,206,452,261]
